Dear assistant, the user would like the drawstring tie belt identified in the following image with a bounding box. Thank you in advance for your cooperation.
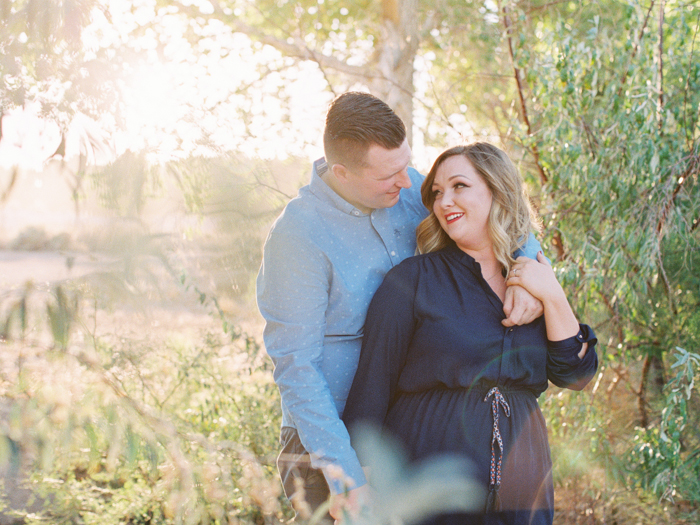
[484,386,511,513]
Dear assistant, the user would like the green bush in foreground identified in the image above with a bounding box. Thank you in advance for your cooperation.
[0,284,287,524]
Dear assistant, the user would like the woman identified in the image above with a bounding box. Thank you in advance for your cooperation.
[342,143,598,525]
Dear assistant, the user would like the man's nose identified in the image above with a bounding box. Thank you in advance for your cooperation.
[396,169,411,188]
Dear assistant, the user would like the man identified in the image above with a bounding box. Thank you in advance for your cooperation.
[256,92,542,518]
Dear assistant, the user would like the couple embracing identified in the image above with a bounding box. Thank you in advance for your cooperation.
[256,92,598,525]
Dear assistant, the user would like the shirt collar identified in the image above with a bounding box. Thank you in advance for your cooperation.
[309,157,369,216]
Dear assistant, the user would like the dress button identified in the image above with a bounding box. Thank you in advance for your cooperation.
[353,210,360,216]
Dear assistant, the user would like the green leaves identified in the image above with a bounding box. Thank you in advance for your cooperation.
[46,285,79,350]
[503,1,700,513]
[627,347,700,503]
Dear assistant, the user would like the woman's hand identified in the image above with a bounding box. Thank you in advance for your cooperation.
[506,252,565,306]
[507,252,587,356]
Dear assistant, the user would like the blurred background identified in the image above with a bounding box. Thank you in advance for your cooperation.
[0,1,699,524]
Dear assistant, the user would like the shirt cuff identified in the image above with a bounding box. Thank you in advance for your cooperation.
[324,457,367,494]
[547,324,597,357]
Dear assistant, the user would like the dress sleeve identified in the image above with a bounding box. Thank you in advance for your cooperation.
[342,263,417,449]
[546,323,599,391]
[256,224,366,493]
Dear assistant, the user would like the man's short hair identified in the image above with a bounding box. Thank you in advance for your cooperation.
[323,92,406,170]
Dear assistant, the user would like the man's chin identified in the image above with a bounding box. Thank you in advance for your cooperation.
[383,192,402,207]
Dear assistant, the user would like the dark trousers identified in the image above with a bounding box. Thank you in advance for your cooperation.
[277,427,332,521]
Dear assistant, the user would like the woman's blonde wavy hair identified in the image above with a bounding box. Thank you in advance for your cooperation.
[416,142,541,273]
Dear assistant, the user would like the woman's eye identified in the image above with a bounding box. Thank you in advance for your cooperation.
[454,182,466,189]
[432,189,442,197]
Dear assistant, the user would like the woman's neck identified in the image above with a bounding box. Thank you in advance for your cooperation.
[459,243,506,300]
[459,243,499,272]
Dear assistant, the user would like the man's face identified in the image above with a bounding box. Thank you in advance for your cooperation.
[337,139,413,213]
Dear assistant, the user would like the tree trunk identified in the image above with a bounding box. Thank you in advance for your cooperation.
[370,0,420,146]
[638,351,666,428]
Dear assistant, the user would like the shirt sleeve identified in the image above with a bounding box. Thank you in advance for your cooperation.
[342,263,417,457]
[256,223,366,493]
[514,231,545,260]
[546,323,599,390]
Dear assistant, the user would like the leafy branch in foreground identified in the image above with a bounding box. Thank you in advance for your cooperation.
[628,347,700,506]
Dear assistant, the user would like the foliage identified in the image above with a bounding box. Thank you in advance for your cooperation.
[496,0,699,393]
[90,150,160,219]
[166,153,307,301]
[498,0,700,520]
[0,281,286,524]
[628,348,700,505]
[0,0,125,127]
[3,0,700,523]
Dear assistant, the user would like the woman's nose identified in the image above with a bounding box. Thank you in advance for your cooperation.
[440,191,453,207]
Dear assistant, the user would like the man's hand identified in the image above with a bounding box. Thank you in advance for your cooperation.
[329,485,371,524]
[502,284,544,326]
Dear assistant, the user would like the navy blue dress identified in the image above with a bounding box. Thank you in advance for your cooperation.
[342,245,598,525]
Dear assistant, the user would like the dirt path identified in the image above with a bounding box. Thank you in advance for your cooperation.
[0,250,118,291]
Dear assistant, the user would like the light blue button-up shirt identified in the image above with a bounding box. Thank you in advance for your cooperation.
[256,158,540,493]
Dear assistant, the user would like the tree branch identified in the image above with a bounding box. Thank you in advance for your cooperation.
[598,289,624,345]
[500,2,548,187]
[526,0,571,14]
[657,0,665,131]
[655,150,700,241]
[171,0,377,81]
[618,1,655,94]
[638,354,651,427]
[657,251,677,317]
[682,9,700,151]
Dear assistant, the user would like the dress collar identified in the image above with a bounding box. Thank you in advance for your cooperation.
[444,244,484,275]
[444,245,505,310]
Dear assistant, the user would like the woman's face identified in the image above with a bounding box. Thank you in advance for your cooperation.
[431,155,493,252]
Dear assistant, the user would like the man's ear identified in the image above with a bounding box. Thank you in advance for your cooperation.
[331,163,349,182]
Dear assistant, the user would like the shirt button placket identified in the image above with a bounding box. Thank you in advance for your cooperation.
[501,327,515,376]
